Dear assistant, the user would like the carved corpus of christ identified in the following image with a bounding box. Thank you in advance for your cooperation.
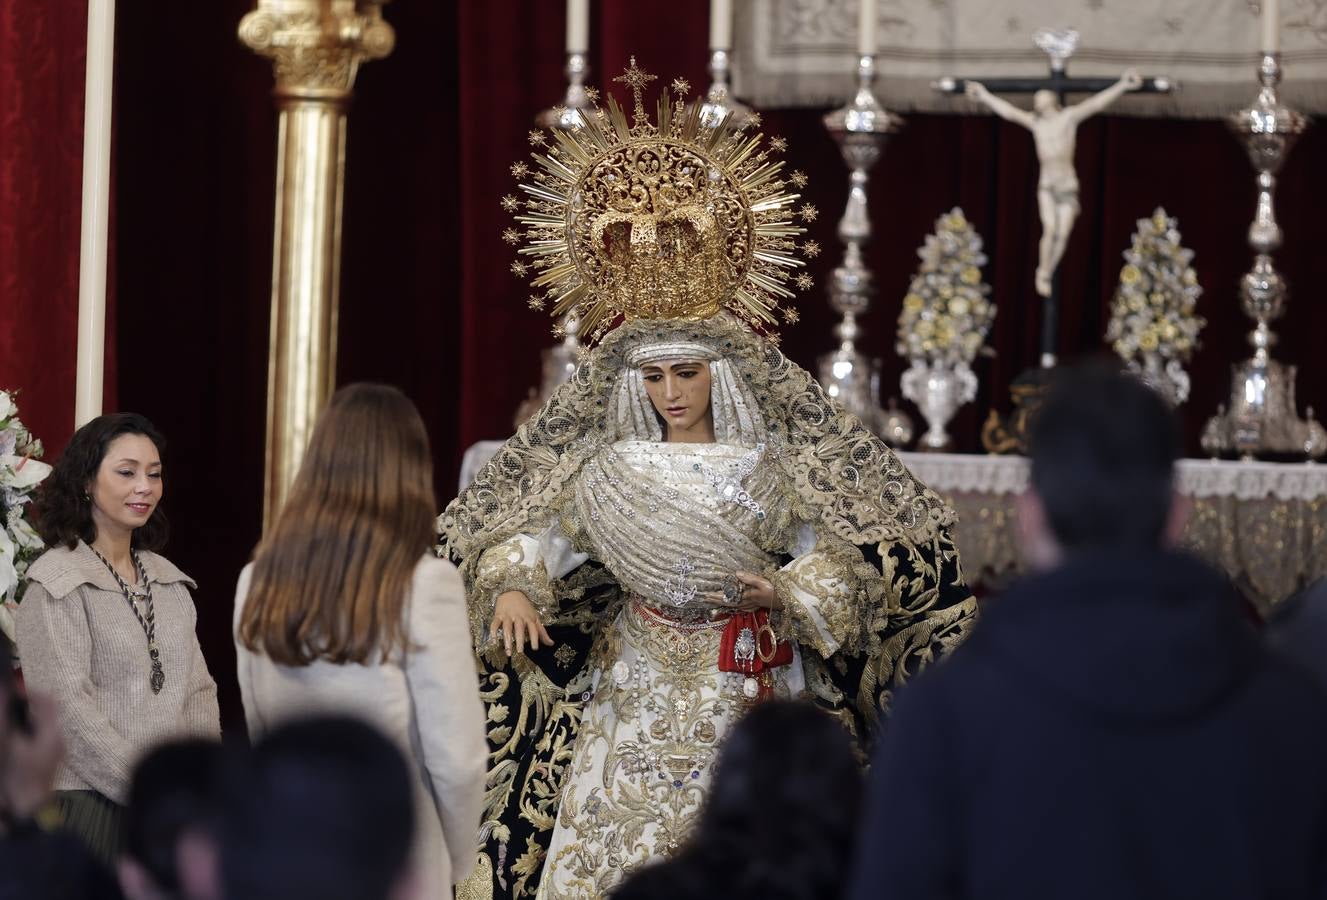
[965,69,1142,297]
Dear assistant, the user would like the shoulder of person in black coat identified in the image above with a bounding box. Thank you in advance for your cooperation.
[1266,577,1327,697]
[0,825,124,900]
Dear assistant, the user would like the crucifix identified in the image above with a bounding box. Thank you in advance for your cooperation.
[936,29,1173,368]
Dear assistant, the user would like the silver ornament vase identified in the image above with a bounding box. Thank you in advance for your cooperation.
[900,360,977,451]
[1134,352,1190,407]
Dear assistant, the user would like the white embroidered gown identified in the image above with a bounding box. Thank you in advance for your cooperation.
[481,439,855,900]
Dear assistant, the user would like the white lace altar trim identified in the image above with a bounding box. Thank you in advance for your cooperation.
[893,452,1327,503]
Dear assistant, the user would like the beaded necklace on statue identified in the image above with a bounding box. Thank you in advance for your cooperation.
[91,547,164,694]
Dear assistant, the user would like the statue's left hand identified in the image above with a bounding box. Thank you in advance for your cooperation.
[1121,69,1143,90]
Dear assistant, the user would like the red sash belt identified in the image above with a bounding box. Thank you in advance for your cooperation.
[717,610,792,677]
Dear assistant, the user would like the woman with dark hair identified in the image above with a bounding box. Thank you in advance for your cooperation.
[16,413,220,865]
[233,383,486,898]
[611,700,862,900]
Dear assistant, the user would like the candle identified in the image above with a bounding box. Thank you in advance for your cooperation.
[858,0,877,57]
[710,0,733,51]
[567,0,589,54]
[75,0,115,427]
[1261,0,1280,52]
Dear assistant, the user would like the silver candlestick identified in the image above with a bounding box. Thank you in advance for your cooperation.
[817,54,903,433]
[537,52,591,131]
[700,49,751,129]
[1203,52,1318,458]
[513,313,583,430]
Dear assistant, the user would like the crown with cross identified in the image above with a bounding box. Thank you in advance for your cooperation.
[501,58,821,342]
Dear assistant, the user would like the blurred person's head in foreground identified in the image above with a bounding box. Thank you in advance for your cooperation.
[118,739,227,900]
[1019,361,1186,571]
[614,699,862,900]
[220,715,418,900]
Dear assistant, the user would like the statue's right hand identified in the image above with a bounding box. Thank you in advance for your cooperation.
[964,81,986,100]
[491,591,553,656]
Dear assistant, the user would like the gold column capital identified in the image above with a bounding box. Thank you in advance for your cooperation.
[241,0,394,530]
[239,1,395,99]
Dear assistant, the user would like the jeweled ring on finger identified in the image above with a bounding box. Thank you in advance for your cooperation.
[721,574,744,606]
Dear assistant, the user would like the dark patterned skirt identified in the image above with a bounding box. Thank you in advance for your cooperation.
[53,790,125,869]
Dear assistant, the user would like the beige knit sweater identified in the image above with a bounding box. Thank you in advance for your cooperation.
[16,542,221,804]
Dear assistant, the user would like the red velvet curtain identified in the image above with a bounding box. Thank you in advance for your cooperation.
[0,1,115,456]
[93,1,1327,731]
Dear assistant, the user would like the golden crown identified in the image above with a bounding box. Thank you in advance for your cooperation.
[502,58,820,342]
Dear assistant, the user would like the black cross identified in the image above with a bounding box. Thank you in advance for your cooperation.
[935,71,1172,110]
[935,61,1173,367]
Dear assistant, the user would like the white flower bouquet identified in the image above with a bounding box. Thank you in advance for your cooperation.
[1105,208,1205,404]
[0,391,51,644]
[896,208,996,367]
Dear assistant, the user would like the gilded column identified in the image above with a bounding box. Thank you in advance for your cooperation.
[239,1,394,529]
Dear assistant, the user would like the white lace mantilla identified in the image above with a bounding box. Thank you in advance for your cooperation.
[893,452,1327,503]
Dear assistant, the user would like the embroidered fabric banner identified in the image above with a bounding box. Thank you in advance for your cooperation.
[731,0,1327,117]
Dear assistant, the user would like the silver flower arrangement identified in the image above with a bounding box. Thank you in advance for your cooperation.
[897,208,994,450]
[1105,208,1205,405]
[896,208,996,367]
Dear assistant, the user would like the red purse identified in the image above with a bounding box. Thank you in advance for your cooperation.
[718,609,792,678]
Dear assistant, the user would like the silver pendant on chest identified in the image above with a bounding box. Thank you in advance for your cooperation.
[695,444,768,521]
[148,640,165,694]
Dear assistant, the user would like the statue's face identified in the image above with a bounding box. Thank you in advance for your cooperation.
[1033,90,1059,115]
[641,359,713,440]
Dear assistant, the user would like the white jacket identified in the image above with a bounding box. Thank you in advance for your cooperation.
[233,554,486,894]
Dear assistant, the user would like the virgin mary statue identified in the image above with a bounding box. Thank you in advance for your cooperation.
[439,60,977,900]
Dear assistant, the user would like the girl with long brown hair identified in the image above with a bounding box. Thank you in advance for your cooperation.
[233,383,485,896]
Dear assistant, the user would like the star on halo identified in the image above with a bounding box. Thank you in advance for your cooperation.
[795,273,814,290]
[510,261,528,276]
[790,170,809,188]
[672,77,691,95]
[510,162,530,178]
[527,296,545,310]
[502,228,520,245]
[527,130,546,146]
[769,136,788,152]
[798,203,819,222]
[782,308,801,324]
[501,194,520,212]
[802,240,821,258]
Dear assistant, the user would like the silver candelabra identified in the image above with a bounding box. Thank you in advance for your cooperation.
[1202,52,1318,459]
[528,53,590,412]
[818,54,904,435]
[538,52,591,131]
[700,49,751,129]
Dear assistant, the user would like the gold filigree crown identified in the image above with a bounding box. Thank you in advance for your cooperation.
[502,58,820,342]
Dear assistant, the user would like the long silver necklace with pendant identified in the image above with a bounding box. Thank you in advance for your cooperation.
[92,547,165,694]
